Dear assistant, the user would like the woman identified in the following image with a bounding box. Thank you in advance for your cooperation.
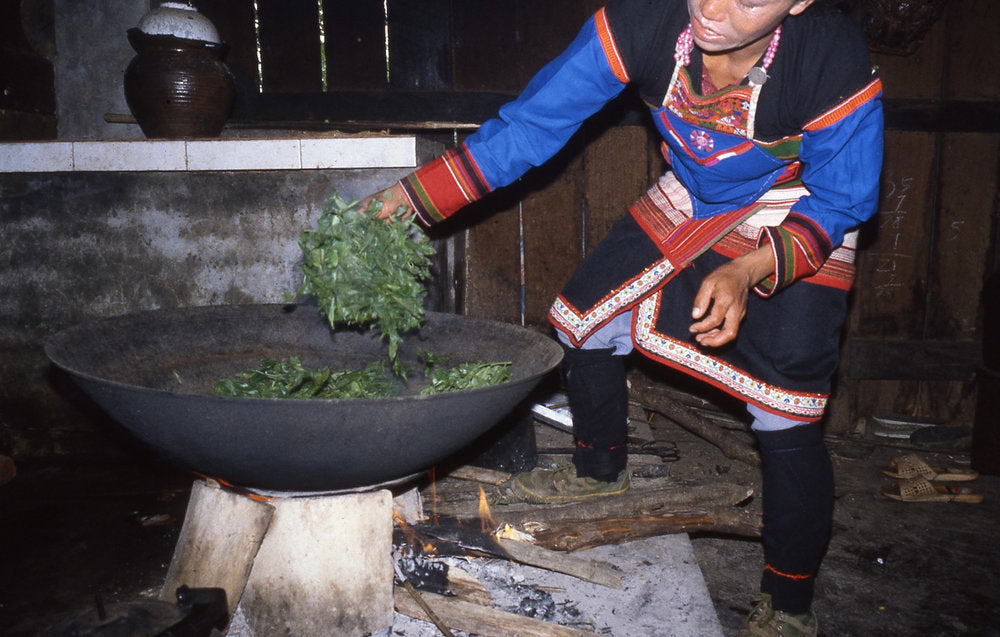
[364,1,883,633]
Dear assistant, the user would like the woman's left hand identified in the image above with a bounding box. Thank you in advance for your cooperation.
[689,246,775,348]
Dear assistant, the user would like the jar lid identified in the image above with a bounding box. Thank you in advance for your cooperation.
[136,2,222,44]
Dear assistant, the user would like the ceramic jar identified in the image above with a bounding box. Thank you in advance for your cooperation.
[123,3,235,138]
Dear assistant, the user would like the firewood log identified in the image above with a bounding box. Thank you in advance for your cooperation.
[524,507,763,552]
[629,376,761,466]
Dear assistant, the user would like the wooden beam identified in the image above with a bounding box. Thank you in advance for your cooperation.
[231,90,515,126]
[883,99,1000,133]
[233,91,1000,133]
[229,90,647,129]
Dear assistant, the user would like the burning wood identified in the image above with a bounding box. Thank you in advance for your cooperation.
[394,488,625,590]
[392,494,616,635]
[519,507,762,552]
[496,522,535,542]
[494,539,623,589]
[392,471,741,635]
[447,481,765,552]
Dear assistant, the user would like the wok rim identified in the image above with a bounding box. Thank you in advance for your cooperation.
[44,304,563,405]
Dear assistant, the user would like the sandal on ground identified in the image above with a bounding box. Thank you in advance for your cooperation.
[738,593,817,637]
[880,476,984,503]
[880,453,978,482]
[511,464,629,504]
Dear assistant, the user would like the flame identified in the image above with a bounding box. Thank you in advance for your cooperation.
[429,466,439,526]
[496,522,534,542]
[393,509,437,555]
[477,486,496,534]
[393,509,417,547]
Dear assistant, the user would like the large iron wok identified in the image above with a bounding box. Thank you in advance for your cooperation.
[45,304,562,491]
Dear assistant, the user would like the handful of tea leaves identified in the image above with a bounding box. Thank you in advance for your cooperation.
[292,193,436,372]
[216,191,514,401]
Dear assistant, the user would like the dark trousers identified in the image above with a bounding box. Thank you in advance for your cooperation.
[756,422,834,614]
[563,345,833,613]
[562,345,628,482]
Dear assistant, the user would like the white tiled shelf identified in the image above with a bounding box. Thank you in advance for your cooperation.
[0,136,417,173]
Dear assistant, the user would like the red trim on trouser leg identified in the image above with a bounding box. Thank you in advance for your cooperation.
[764,563,815,581]
[575,441,623,451]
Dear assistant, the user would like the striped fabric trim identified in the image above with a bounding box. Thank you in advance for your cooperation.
[756,134,803,161]
[754,213,833,297]
[657,203,764,264]
[804,78,883,132]
[634,173,852,294]
[549,258,676,345]
[633,294,828,420]
[400,144,491,224]
[633,172,796,259]
[594,7,629,83]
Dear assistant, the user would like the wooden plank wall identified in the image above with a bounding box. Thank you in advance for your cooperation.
[445,1,660,326]
[833,0,1000,432]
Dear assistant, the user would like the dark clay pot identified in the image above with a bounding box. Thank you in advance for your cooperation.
[124,28,236,139]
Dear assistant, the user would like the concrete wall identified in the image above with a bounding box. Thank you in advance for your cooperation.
[0,168,415,458]
[54,0,149,140]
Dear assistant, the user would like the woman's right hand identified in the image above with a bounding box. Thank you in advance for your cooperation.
[359,182,414,221]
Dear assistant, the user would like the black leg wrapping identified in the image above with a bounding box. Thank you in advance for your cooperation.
[755,422,834,615]
[562,345,628,482]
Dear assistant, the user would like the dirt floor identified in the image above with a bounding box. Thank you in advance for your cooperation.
[1,392,998,636]
[660,412,1000,636]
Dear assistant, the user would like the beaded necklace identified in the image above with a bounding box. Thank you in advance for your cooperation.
[673,23,782,87]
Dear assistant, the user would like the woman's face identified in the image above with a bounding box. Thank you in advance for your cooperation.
[686,0,814,54]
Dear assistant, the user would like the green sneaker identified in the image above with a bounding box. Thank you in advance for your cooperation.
[738,594,817,637]
[510,464,629,504]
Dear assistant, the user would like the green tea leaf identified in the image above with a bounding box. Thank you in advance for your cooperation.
[214,357,397,399]
[419,356,513,395]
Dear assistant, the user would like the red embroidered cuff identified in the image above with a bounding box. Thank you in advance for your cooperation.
[753,213,833,297]
[399,144,491,226]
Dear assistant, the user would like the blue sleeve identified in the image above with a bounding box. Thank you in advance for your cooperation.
[792,85,884,247]
[463,15,628,190]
